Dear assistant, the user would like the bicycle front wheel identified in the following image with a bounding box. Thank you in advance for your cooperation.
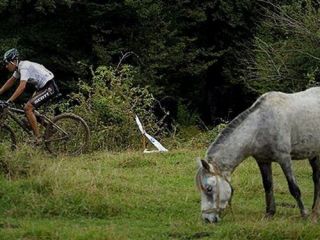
[44,113,90,156]
[0,124,17,151]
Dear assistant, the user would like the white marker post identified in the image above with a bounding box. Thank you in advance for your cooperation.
[135,115,168,153]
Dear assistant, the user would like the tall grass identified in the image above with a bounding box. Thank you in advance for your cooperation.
[0,147,319,239]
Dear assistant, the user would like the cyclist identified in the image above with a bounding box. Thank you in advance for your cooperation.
[0,48,59,144]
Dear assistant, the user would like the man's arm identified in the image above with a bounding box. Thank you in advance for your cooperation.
[8,80,27,102]
[0,76,17,95]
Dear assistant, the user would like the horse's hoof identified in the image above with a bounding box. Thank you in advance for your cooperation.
[301,210,309,220]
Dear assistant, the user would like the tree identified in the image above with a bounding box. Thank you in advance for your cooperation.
[244,0,320,94]
[0,0,267,125]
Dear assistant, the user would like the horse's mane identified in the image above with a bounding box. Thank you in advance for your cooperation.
[207,93,267,156]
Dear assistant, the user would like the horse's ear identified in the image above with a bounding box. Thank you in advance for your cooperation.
[196,157,213,172]
[200,159,213,173]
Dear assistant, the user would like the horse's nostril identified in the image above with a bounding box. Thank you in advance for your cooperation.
[203,215,218,223]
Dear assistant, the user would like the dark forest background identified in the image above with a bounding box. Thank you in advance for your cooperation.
[0,0,319,128]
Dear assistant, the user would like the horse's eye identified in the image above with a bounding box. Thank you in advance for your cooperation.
[206,185,213,193]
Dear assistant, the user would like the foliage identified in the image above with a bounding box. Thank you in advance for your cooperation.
[0,0,265,124]
[244,0,320,94]
[67,64,165,151]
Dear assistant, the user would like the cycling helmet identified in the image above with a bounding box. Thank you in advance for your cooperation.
[3,48,19,63]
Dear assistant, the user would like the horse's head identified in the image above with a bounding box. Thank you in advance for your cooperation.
[196,159,233,223]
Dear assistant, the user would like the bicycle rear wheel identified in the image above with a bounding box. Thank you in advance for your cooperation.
[44,113,90,156]
[0,124,17,151]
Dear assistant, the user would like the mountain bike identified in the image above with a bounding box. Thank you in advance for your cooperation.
[0,100,90,155]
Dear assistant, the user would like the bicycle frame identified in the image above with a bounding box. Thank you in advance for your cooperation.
[0,99,90,155]
[5,106,33,134]
[2,104,70,141]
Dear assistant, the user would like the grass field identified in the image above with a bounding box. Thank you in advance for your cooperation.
[0,147,320,239]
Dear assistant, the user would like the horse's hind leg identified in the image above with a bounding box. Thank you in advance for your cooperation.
[257,161,276,217]
[279,155,308,218]
[309,156,320,223]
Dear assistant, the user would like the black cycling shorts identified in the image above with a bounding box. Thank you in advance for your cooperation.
[29,80,59,108]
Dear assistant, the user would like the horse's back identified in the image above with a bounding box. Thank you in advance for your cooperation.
[257,87,320,121]
[253,87,320,160]
[259,87,320,110]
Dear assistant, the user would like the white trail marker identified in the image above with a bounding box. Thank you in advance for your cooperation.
[135,115,168,153]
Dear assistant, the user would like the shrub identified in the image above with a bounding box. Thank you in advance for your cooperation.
[244,0,320,93]
[65,65,165,151]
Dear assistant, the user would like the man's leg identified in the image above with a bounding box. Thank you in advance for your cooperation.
[25,81,57,143]
[24,101,40,140]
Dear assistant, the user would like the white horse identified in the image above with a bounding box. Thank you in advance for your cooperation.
[196,87,320,223]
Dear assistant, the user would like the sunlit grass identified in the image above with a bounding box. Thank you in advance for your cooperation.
[0,148,319,239]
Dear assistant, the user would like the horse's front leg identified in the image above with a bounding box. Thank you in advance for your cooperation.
[309,156,320,223]
[257,161,276,217]
[279,155,308,219]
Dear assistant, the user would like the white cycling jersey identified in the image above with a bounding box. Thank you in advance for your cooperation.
[12,60,54,90]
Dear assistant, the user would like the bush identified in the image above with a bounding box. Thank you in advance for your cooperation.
[66,65,166,151]
[244,0,320,93]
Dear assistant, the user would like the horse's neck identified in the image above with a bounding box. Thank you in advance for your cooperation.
[207,120,257,175]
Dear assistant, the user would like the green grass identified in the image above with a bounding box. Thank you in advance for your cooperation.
[0,147,319,239]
